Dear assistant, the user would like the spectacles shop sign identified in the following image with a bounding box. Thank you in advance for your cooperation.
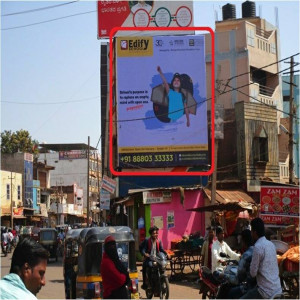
[143,191,172,204]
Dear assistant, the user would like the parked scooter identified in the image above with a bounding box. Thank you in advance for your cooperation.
[145,252,170,299]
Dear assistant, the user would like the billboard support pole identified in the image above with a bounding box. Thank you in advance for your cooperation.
[87,136,90,226]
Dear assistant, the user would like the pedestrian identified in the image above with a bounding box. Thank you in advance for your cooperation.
[140,226,170,290]
[240,217,282,299]
[100,235,130,299]
[0,237,49,299]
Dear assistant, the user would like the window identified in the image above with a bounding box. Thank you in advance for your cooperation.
[37,189,41,204]
[271,43,276,54]
[247,28,255,47]
[283,95,290,102]
[17,185,21,200]
[6,184,10,200]
[253,127,269,163]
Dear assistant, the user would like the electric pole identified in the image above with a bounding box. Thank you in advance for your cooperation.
[288,56,295,184]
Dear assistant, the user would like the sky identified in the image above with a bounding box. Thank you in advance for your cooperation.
[1,0,299,151]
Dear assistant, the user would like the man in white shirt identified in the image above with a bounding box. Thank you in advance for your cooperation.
[211,226,240,273]
[241,218,282,299]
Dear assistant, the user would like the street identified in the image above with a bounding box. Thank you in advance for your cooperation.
[1,251,202,299]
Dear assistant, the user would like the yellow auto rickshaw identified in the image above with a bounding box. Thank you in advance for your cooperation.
[75,226,139,299]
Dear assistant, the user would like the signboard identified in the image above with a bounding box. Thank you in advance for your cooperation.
[116,34,207,168]
[260,186,299,219]
[13,207,24,216]
[100,189,111,210]
[101,175,117,194]
[97,1,193,38]
[143,191,172,204]
[59,150,87,160]
[261,215,299,226]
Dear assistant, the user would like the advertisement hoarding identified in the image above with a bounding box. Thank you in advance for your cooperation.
[116,34,208,169]
[97,1,193,38]
[260,186,299,222]
[59,150,87,160]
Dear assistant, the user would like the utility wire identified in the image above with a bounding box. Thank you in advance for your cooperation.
[2,1,79,17]
[1,10,96,31]
[112,53,299,123]
[1,96,100,105]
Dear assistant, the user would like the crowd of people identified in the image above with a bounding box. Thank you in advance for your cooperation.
[0,218,285,299]
[200,217,283,299]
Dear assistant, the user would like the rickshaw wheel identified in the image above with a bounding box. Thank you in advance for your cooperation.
[160,277,169,299]
[146,287,153,299]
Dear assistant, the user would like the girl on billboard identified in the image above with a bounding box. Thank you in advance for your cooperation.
[157,66,190,127]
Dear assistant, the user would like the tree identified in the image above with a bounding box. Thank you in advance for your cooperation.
[0,129,39,154]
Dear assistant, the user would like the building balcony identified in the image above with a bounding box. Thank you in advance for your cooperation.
[250,82,279,106]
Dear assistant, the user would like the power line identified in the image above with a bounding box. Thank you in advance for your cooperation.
[1,96,100,105]
[112,53,300,123]
[1,1,79,17]
[1,10,96,31]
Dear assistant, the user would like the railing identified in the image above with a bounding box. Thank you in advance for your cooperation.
[256,27,273,39]
[259,84,275,97]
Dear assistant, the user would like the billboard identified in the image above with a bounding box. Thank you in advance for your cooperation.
[97,1,193,38]
[260,186,299,219]
[116,35,208,169]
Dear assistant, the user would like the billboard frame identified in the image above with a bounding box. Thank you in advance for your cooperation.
[109,27,215,176]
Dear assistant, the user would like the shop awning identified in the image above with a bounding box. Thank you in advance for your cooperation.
[186,188,255,212]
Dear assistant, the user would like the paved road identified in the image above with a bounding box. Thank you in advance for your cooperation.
[1,251,202,299]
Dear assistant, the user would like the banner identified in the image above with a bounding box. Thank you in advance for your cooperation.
[260,186,299,218]
[59,150,87,160]
[100,189,111,210]
[143,191,172,204]
[101,175,117,194]
[116,34,208,168]
[97,1,193,38]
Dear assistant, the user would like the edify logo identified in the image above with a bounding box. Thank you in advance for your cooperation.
[120,40,128,50]
[127,39,149,50]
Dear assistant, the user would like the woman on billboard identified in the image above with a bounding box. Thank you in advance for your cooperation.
[156,66,191,127]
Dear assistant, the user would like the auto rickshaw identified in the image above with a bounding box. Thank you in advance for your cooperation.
[64,228,82,299]
[76,226,139,299]
[39,228,58,262]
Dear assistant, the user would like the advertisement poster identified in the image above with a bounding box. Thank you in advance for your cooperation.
[152,216,163,229]
[97,1,193,38]
[167,210,175,229]
[116,35,207,168]
[260,186,299,218]
[101,175,117,194]
[100,189,110,210]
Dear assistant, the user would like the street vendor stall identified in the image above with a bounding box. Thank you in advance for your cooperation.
[167,235,204,280]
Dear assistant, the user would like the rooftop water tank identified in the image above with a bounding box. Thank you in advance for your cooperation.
[222,3,236,20]
[242,1,256,18]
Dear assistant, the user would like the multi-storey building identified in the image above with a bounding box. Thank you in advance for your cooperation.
[0,170,23,227]
[38,143,102,223]
[281,74,299,180]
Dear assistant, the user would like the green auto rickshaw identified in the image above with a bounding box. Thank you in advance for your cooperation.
[76,226,139,299]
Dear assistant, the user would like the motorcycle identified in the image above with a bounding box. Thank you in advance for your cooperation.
[145,252,170,299]
[199,252,239,299]
[1,241,8,257]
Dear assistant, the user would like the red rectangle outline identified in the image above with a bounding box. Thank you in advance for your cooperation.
[109,27,215,176]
